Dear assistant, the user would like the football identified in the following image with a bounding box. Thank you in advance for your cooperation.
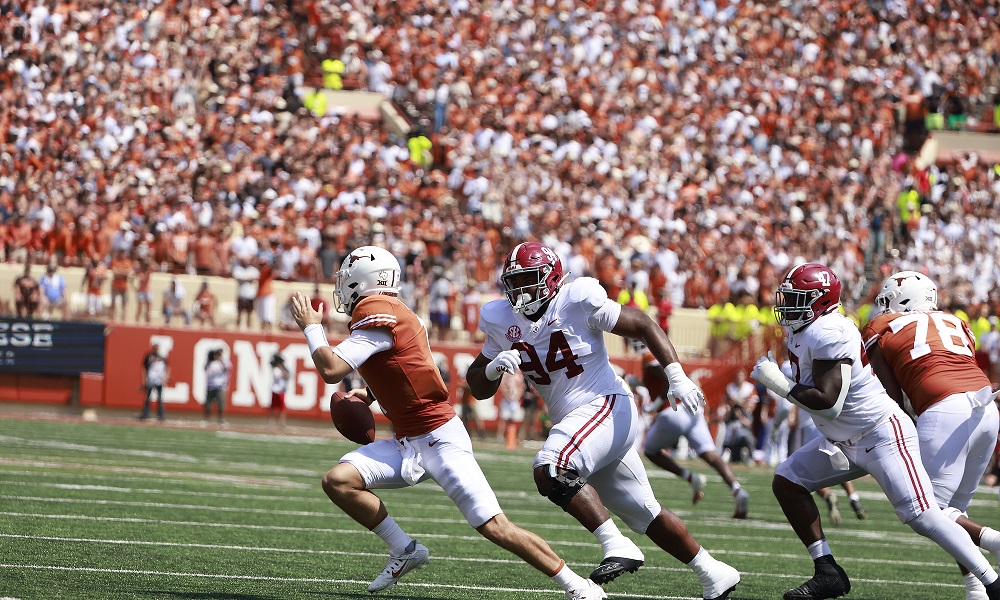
[330,391,376,445]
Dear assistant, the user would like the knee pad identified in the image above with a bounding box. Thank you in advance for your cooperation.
[541,464,586,510]
[907,506,946,533]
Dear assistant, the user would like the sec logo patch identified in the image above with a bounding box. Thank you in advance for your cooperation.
[506,326,522,342]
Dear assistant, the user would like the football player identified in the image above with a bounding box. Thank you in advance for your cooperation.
[467,242,740,600]
[863,271,1000,600]
[753,263,1000,600]
[636,342,751,518]
[780,402,867,526]
[291,246,605,600]
[773,352,867,526]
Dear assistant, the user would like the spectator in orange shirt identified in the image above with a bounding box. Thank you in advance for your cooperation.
[192,227,218,276]
[7,213,31,264]
[82,258,107,320]
[134,260,153,324]
[58,221,78,266]
[193,280,217,328]
[94,221,115,262]
[109,249,133,321]
[257,257,275,331]
[169,225,192,273]
[76,218,96,263]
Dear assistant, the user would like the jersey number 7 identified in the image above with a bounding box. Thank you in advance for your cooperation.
[512,331,584,385]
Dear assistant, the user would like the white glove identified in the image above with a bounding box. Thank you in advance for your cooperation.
[644,397,666,414]
[486,350,521,381]
[665,362,705,415]
[751,352,794,399]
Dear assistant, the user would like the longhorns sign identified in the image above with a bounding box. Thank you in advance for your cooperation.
[101,324,738,426]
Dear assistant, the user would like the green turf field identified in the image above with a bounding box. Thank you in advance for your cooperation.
[0,416,996,599]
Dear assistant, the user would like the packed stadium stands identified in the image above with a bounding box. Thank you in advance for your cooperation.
[1,0,999,340]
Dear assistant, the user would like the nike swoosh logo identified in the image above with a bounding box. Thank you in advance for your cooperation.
[428,439,439,447]
[793,343,801,348]
[547,319,557,326]
[391,565,406,578]
[865,446,875,453]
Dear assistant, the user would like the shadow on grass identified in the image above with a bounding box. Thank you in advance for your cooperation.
[303,591,442,600]
[139,594,279,600]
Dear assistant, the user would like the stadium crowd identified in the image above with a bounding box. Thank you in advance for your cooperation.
[1,0,1000,336]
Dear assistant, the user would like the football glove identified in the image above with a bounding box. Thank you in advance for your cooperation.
[486,350,521,381]
[665,362,705,415]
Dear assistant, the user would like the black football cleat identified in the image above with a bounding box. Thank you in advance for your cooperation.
[784,556,851,600]
[590,557,644,585]
[986,578,1000,600]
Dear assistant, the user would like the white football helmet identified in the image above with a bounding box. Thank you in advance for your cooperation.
[333,246,402,315]
[874,271,938,315]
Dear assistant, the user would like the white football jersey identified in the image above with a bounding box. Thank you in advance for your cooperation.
[479,277,629,424]
[785,311,896,443]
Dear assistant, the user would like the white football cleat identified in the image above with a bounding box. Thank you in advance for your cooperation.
[700,560,740,600]
[732,488,749,519]
[825,492,842,527]
[367,540,429,593]
[691,473,707,504]
[565,579,607,600]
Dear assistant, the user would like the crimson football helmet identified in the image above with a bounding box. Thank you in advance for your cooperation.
[501,242,564,316]
[874,271,937,315]
[774,263,842,331]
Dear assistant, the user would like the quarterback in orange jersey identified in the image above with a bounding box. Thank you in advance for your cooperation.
[636,344,750,518]
[290,246,605,600]
[864,271,1000,600]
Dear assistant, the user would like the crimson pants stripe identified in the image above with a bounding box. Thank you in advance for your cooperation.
[557,395,615,470]
[889,414,929,511]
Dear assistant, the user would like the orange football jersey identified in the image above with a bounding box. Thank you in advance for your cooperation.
[351,294,455,437]
[863,311,991,416]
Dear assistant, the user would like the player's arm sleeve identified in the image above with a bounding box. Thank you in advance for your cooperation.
[332,328,394,370]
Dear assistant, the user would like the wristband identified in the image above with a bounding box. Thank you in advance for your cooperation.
[664,361,686,385]
[303,323,330,355]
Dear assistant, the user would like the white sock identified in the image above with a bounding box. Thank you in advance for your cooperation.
[848,492,860,502]
[551,561,588,591]
[593,519,643,560]
[966,571,987,593]
[686,547,713,575]
[680,469,691,482]
[371,516,413,555]
[731,482,742,494]
[909,509,999,585]
[981,527,1000,554]
[807,539,831,560]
